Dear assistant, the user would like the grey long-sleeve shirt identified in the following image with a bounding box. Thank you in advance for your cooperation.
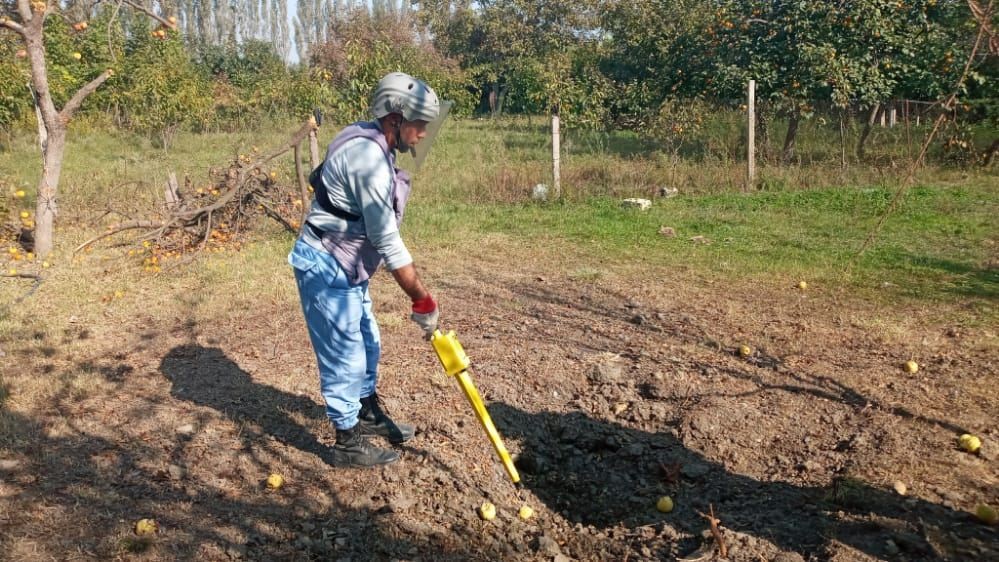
[300,134,412,272]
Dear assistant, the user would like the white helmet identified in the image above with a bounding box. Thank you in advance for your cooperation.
[370,72,440,123]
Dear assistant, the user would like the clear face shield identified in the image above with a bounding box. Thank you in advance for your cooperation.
[398,100,453,172]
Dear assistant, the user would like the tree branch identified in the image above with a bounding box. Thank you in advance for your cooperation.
[0,16,27,36]
[16,0,32,23]
[75,220,168,253]
[697,504,727,559]
[117,0,177,29]
[60,69,112,120]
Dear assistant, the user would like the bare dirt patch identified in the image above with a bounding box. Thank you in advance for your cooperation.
[1,251,996,561]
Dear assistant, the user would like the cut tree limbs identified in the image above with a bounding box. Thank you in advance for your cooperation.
[75,119,317,257]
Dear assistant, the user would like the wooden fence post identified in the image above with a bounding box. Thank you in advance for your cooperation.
[308,109,322,170]
[551,104,561,199]
[747,79,756,190]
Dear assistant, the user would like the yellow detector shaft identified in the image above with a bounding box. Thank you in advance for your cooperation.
[430,329,520,484]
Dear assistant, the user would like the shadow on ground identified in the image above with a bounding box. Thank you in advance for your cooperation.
[0,344,502,561]
[491,403,993,561]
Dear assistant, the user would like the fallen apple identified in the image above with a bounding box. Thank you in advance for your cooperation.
[134,518,158,535]
[976,503,998,525]
[266,473,284,489]
[656,496,674,513]
[479,501,496,521]
[958,434,981,453]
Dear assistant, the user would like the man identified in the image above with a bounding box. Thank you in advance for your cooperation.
[288,72,441,467]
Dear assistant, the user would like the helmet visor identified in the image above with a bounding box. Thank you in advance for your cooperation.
[400,100,453,171]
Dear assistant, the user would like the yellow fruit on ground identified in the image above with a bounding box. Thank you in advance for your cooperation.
[958,434,981,453]
[72,52,81,60]
[479,501,497,521]
[25,252,34,260]
[266,473,284,489]
[19,211,29,219]
[8,268,16,275]
[134,518,158,535]
[518,505,534,520]
[797,280,807,290]
[14,190,25,198]
[904,360,919,374]
[41,261,50,268]
[976,504,998,525]
[656,496,674,513]
[738,345,752,357]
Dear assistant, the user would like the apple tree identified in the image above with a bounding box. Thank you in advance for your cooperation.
[0,0,174,258]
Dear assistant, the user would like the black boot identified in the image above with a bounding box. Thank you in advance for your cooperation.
[333,424,399,467]
[358,393,415,444]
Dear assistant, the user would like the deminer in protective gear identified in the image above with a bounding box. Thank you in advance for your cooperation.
[288,72,442,467]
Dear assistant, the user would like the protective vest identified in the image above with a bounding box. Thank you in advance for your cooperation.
[309,121,412,285]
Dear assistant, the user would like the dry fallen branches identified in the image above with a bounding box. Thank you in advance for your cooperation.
[75,119,318,265]
[697,503,728,559]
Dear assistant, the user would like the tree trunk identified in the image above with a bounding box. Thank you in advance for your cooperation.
[983,138,999,167]
[857,105,881,160]
[781,111,800,165]
[33,125,66,258]
[756,102,771,163]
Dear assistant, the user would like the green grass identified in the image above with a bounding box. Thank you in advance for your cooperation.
[404,180,997,305]
[1,117,995,317]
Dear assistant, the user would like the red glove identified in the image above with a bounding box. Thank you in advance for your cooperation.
[411,295,437,314]
[411,294,439,336]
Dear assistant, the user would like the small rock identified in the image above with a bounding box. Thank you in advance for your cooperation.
[554,555,571,562]
[885,539,900,556]
[629,314,645,325]
[589,354,624,384]
[389,494,416,512]
[532,184,549,201]
[168,464,185,480]
[0,459,20,470]
[659,226,677,238]
[801,460,822,472]
[659,186,679,198]
[893,481,907,496]
[176,423,195,436]
[689,235,711,245]
[621,198,652,211]
[612,403,628,416]
[535,535,562,557]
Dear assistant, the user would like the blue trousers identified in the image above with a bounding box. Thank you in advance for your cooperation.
[289,238,380,430]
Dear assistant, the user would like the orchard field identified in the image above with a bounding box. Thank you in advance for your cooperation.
[1,0,998,561]
[0,116,997,561]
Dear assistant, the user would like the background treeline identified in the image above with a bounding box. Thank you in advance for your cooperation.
[0,0,995,154]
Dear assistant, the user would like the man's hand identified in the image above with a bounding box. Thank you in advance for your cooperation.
[411,295,439,337]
